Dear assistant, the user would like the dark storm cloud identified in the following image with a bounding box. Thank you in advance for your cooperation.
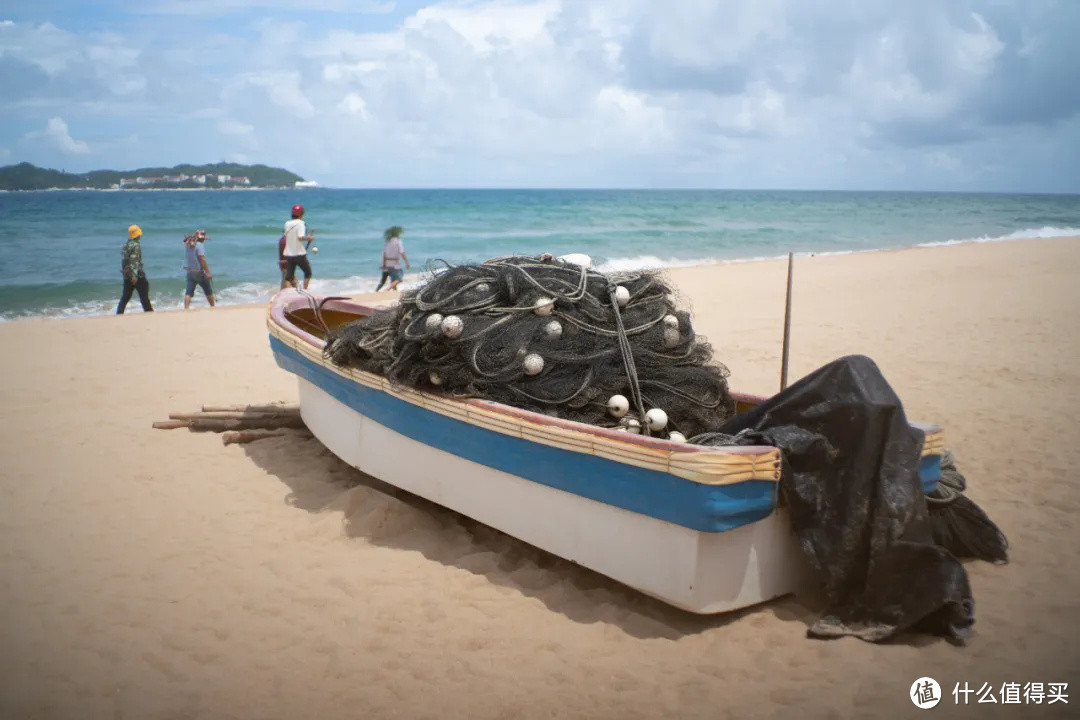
[0,56,53,100]
[969,2,1080,126]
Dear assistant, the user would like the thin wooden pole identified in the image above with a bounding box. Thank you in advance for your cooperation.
[780,252,794,391]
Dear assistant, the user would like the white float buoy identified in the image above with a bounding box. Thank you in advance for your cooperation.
[668,431,687,443]
[441,315,463,339]
[533,297,555,316]
[614,285,630,308]
[543,320,563,340]
[621,417,641,434]
[425,313,444,333]
[428,371,442,386]
[663,314,679,328]
[645,408,668,431]
[607,394,629,418]
[475,282,490,294]
[557,253,593,269]
[663,327,680,348]
[310,246,319,254]
[523,353,544,375]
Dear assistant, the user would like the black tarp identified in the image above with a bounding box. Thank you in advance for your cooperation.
[716,355,976,642]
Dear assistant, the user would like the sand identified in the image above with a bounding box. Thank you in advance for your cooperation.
[1,237,1078,719]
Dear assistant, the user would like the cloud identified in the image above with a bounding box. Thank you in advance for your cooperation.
[218,119,254,136]
[405,0,558,51]
[237,72,317,118]
[24,117,90,155]
[138,0,395,17]
[338,93,369,118]
[1,2,1078,191]
[968,1,1080,126]
[0,21,150,113]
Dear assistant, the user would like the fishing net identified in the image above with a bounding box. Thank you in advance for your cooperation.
[324,254,735,438]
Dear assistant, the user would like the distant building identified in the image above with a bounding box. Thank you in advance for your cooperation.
[294,180,319,188]
[115,169,272,189]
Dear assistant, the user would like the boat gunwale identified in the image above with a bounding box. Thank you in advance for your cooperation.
[268,293,783,458]
[267,292,943,477]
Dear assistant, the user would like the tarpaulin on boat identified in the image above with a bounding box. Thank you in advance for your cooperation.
[716,355,975,642]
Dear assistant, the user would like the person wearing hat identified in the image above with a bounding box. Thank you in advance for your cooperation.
[282,203,315,289]
[117,224,154,313]
[376,225,410,291]
[182,228,216,309]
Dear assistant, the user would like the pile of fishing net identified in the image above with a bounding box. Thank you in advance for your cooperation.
[324,254,735,439]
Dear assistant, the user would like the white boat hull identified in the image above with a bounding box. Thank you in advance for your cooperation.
[297,376,810,613]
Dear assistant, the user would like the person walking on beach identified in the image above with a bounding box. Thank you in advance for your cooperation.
[117,224,154,313]
[376,225,409,291]
[282,204,315,289]
[183,229,216,309]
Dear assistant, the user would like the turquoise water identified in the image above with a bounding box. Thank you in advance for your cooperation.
[0,188,1077,320]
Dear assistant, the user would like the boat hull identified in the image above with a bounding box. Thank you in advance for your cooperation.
[295,374,810,613]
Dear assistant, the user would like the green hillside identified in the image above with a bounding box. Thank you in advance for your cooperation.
[0,162,305,191]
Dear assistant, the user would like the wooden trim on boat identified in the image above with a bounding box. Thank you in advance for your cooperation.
[268,304,782,486]
[268,293,942,484]
[731,392,946,458]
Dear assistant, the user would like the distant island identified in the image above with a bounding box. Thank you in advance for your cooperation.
[0,162,313,191]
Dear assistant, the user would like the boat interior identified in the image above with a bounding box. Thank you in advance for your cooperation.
[278,294,770,412]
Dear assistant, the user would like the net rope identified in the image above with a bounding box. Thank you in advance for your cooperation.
[324,254,735,438]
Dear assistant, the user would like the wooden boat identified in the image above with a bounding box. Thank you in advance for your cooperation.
[267,291,945,614]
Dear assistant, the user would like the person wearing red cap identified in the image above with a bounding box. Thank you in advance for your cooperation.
[116,224,154,313]
[282,203,315,289]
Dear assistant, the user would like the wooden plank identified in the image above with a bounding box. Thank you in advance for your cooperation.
[201,403,299,414]
[169,411,300,421]
[222,428,313,445]
[152,420,189,430]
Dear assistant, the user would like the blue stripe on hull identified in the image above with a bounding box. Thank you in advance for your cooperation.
[919,454,941,495]
[271,336,776,533]
[271,336,942,530]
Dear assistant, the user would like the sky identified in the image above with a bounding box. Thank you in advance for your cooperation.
[1,0,1078,192]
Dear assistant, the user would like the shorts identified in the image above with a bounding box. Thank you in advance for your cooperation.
[285,255,312,282]
[185,270,213,297]
[386,267,404,282]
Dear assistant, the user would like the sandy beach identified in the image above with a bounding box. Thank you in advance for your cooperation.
[1,237,1078,719]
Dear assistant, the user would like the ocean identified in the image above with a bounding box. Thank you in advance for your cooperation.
[0,188,1077,321]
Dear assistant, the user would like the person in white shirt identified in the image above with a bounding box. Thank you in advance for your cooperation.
[377,225,410,291]
[282,204,315,289]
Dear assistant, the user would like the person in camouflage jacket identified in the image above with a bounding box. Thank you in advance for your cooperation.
[117,224,154,313]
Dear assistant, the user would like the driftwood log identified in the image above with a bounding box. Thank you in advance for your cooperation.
[153,404,311,444]
[221,428,312,445]
[201,403,300,414]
